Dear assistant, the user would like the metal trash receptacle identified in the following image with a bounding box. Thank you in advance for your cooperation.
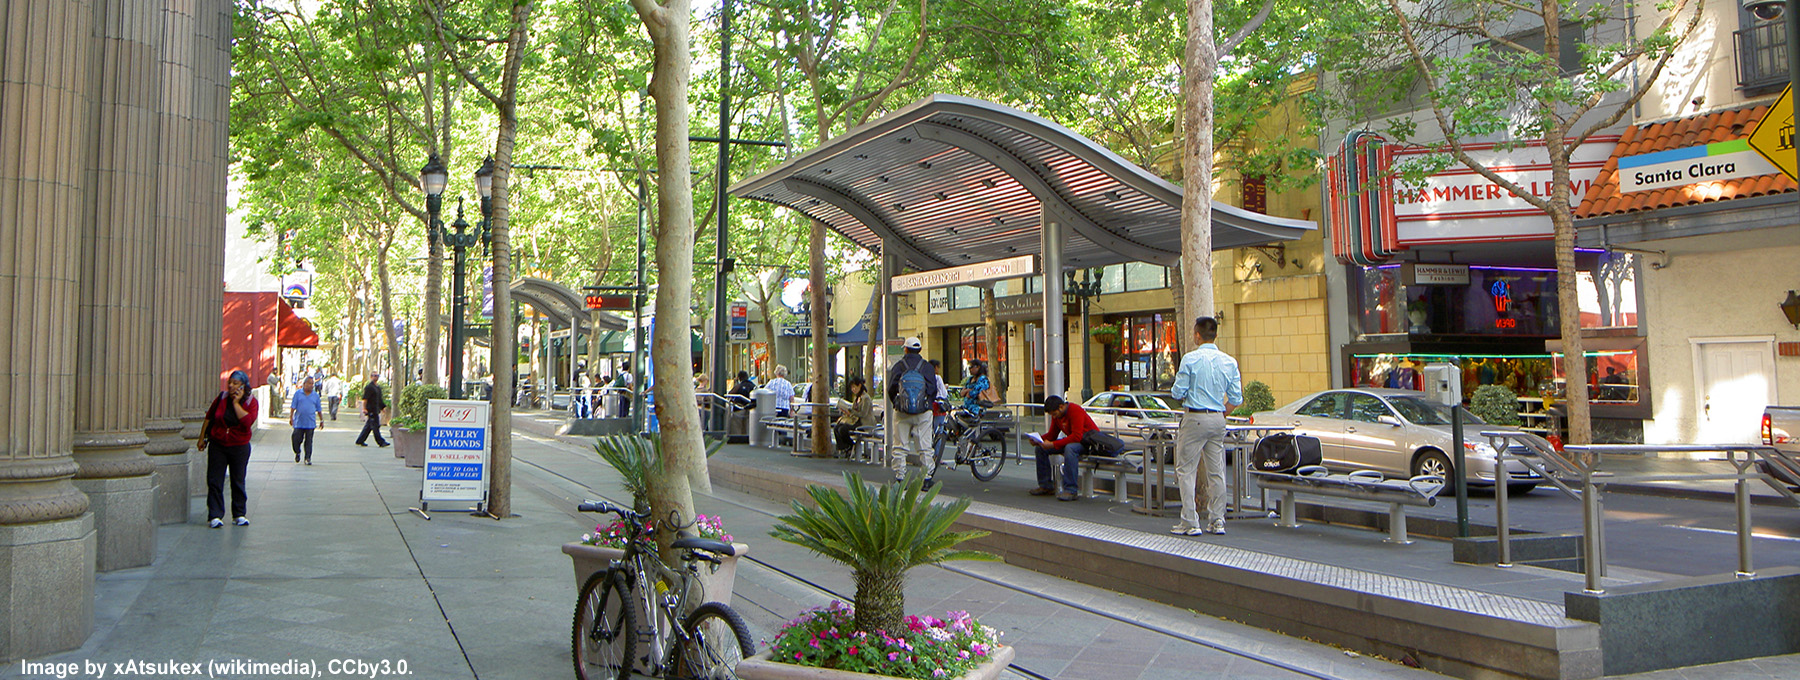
[748,388,775,446]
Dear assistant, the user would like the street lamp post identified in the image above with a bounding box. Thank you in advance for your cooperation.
[1066,268,1103,401]
[444,204,480,399]
[420,155,449,391]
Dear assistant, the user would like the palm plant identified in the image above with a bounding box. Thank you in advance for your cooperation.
[590,433,724,511]
[770,473,998,635]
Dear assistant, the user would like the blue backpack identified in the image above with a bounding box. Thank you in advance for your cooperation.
[895,358,932,415]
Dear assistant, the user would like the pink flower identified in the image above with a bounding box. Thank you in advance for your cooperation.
[888,652,900,661]
[793,652,803,661]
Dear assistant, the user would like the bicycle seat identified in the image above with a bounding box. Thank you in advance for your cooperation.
[671,536,736,557]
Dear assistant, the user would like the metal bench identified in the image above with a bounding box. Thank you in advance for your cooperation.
[1250,466,1445,544]
[1078,443,1153,502]
[850,426,883,464]
[759,416,796,449]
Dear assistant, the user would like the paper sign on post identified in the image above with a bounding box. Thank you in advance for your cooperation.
[422,399,490,507]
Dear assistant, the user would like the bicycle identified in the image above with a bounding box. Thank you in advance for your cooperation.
[932,406,1012,482]
[572,499,755,680]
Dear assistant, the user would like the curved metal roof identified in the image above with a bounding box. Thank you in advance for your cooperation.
[510,277,628,332]
[729,94,1315,271]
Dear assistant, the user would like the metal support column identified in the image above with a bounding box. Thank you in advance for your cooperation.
[1041,210,1066,400]
[879,242,898,468]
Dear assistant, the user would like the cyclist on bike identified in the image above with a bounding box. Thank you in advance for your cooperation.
[962,360,996,416]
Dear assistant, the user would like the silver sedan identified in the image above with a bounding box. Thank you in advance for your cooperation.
[1260,388,1544,492]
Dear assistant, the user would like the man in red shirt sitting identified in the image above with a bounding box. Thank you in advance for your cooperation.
[1027,396,1096,501]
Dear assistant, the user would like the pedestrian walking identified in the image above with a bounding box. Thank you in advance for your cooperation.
[267,368,284,417]
[766,365,794,418]
[1026,395,1096,501]
[613,366,635,418]
[289,376,323,464]
[885,338,939,488]
[201,370,259,528]
[355,373,390,447]
[1169,316,1242,536]
[322,372,345,421]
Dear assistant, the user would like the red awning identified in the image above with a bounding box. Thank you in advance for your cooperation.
[277,298,320,348]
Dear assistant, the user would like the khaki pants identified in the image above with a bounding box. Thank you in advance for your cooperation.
[890,410,936,481]
[1177,411,1228,528]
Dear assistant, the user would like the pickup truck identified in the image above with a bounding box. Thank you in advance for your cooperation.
[1758,406,1800,488]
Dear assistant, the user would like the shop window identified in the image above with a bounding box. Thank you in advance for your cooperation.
[1552,349,1643,406]
[950,285,982,310]
[1100,265,1126,294]
[1352,265,1405,336]
[1124,262,1168,291]
[1577,251,1638,329]
[1105,312,1179,392]
[1483,21,1586,75]
[928,288,949,313]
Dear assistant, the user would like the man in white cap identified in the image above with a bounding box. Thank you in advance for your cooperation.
[885,337,941,489]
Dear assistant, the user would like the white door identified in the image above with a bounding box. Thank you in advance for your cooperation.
[1693,339,1776,444]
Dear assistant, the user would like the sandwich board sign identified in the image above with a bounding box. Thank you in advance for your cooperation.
[421,399,490,512]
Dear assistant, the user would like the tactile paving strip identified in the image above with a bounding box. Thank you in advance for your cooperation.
[973,502,1574,626]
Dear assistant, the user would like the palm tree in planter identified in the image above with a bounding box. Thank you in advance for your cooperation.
[564,434,740,601]
[744,473,1013,680]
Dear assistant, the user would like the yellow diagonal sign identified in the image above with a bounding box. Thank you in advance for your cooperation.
[1748,84,1797,182]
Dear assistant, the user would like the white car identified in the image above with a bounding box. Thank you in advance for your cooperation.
[1081,391,1184,439]
[1262,388,1544,492]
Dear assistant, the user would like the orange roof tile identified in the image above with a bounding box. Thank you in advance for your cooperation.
[1575,103,1796,220]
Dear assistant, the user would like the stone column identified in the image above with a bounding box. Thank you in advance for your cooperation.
[147,0,196,513]
[0,0,100,661]
[70,0,164,570]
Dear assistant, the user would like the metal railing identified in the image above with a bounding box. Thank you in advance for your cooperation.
[1507,443,1800,593]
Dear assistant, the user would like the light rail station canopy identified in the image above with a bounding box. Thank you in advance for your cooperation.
[729,94,1315,272]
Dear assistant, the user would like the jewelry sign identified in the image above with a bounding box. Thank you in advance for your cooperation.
[422,399,490,508]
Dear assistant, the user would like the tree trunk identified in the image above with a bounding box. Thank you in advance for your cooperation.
[376,243,403,388]
[863,298,878,386]
[483,0,535,519]
[424,230,442,388]
[633,0,706,564]
[1180,0,1217,341]
[852,567,905,637]
[1547,139,1591,445]
[810,219,830,457]
[981,287,1001,401]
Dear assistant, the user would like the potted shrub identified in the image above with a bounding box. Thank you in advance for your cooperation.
[1229,380,1276,419]
[391,383,447,467]
[736,473,1013,680]
[561,434,745,602]
[1469,384,1522,426]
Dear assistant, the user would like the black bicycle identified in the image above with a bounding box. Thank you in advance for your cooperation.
[933,407,1012,482]
[572,500,754,680]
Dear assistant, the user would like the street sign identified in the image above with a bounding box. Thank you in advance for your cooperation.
[890,255,1037,293]
[422,399,490,510]
[729,301,749,340]
[585,294,633,310]
[1748,85,1797,182]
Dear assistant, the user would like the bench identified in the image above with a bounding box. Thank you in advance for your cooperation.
[1249,466,1445,544]
[850,426,883,465]
[1078,442,1154,502]
[759,416,796,449]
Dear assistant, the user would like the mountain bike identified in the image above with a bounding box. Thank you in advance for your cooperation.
[933,407,1012,482]
[572,500,754,680]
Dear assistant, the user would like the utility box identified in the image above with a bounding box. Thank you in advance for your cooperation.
[1422,363,1461,406]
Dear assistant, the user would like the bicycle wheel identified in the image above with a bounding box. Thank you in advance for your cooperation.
[676,602,754,680]
[967,436,1004,481]
[572,569,635,680]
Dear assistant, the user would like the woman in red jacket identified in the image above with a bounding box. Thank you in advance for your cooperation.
[201,370,258,528]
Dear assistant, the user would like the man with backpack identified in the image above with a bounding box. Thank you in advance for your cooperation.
[885,337,940,489]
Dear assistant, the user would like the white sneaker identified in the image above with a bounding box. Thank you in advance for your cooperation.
[1169,523,1204,536]
[234,516,250,526]
[1207,520,1227,535]
[208,518,223,529]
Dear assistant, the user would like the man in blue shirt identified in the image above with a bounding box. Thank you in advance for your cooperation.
[289,376,325,465]
[1168,317,1242,536]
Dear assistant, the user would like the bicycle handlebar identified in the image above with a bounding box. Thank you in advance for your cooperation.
[576,499,644,520]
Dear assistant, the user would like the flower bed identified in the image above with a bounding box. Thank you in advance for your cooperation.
[764,602,1006,680]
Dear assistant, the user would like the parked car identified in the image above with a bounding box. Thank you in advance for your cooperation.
[1081,391,1183,439]
[1759,406,1800,488]
[1261,388,1544,492]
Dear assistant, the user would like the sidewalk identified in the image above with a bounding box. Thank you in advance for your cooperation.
[0,421,1428,680]
[6,418,1795,680]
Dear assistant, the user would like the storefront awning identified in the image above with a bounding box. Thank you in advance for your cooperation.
[276,298,319,348]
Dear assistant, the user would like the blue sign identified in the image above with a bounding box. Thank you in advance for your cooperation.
[428,427,485,450]
[426,463,484,480]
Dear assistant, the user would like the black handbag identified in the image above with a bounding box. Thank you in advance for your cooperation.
[1250,433,1322,473]
[1081,429,1126,457]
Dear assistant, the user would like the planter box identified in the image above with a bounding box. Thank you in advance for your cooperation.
[561,541,748,606]
[394,427,424,467]
[736,645,1014,680]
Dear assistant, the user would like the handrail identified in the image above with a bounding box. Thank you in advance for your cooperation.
[1549,443,1800,593]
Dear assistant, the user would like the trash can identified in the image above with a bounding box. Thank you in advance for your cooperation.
[748,388,775,447]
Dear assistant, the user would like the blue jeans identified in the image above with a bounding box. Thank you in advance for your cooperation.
[1035,442,1084,494]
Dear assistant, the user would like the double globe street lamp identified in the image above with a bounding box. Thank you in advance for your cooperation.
[422,155,495,400]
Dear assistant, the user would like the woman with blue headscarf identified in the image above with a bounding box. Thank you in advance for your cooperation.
[200,370,259,528]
